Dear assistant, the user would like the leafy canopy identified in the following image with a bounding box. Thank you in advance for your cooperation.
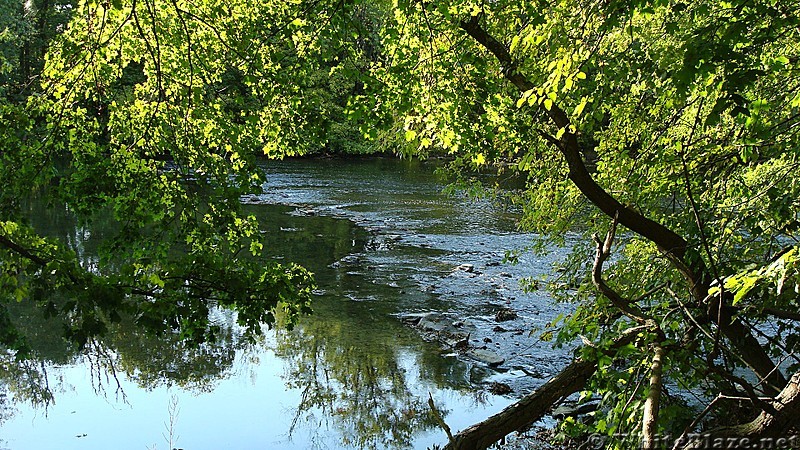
[2,0,800,445]
[362,0,800,444]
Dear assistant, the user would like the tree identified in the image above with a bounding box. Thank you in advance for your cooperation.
[3,0,800,448]
[0,0,326,360]
[0,0,74,99]
[362,0,800,448]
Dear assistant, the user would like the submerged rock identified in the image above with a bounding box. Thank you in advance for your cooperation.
[329,255,361,268]
[453,263,477,274]
[418,313,448,333]
[488,381,513,395]
[445,334,470,350]
[466,348,505,367]
[552,402,599,419]
[494,308,518,322]
[395,312,428,326]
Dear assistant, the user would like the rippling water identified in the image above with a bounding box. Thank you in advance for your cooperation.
[1,157,574,450]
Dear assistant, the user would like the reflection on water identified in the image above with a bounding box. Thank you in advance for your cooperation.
[277,318,442,449]
[0,158,563,450]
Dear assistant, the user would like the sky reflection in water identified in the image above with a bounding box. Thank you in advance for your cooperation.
[1,158,566,450]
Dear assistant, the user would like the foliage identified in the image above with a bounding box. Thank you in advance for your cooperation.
[3,0,800,446]
[362,0,800,446]
[0,0,338,361]
[0,0,73,98]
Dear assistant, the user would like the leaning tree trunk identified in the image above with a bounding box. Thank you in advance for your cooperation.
[443,358,597,450]
[680,371,800,450]
[458,14,786,396]
[441,323,651,450]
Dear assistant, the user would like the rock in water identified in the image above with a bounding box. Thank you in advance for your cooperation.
[466,349,505,367]
[494,308,517,322]
[488,382,513,395]
[455,263,475,273]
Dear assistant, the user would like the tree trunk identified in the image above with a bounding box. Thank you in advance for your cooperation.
[458,14,785,396]
[680,371,800,449]
[443,358,597,450]
[642,346,665,449]
[713,303,786,395]
[20,0,37,85]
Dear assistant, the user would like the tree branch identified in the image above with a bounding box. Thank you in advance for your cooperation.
[591,212,652,323]
[642,345,665,450]
[761,307,800,322]
[679,371,800,449]
[458,13,785,394]
[0,233,49,266]
[459,14,690,264]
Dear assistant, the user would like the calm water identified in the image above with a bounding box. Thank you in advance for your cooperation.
[1,158,572,450]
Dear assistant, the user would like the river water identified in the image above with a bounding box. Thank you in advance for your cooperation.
[1,157,575,450]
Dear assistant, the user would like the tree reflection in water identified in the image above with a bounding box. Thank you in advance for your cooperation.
[1,292,495,450]
[274,297,491,450]
[2,172,502,449]
[278,331,438,448]
[0,304,249,424]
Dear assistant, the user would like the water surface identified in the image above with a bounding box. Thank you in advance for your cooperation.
[1,158,573,450]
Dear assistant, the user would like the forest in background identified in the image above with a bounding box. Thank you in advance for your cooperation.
[2,0,800,448]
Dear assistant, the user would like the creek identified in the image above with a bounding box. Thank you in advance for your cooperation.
[1,157,576,450]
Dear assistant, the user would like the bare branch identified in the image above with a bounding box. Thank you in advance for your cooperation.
[591,213,652,324]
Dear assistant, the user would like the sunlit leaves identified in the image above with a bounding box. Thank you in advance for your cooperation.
[0,0,348,356]
[374,0,800,445]
[4,0,800,443]
[572,96,589,118]
[711,248,800,305]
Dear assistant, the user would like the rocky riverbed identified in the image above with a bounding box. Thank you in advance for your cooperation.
[247,170,582,399]
[249,157,592,443]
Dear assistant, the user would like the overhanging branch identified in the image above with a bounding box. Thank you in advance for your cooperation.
[458,13,785,394]
[0,233,49,266]
[459,15,693,282]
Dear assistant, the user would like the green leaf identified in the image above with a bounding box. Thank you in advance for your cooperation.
[517,89,534,108]
[732,275,758,305]
[573,97,588,117]
[510,35,521,53]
